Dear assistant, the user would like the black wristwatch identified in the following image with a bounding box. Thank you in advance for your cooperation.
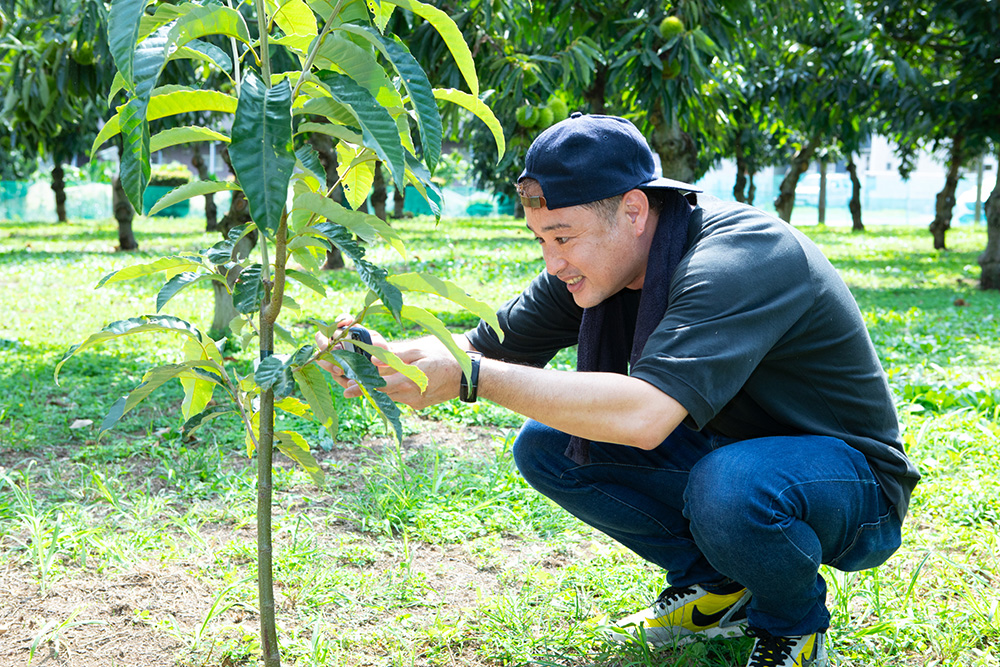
[459,351,483,403]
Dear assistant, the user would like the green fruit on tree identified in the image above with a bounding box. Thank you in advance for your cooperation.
[537,107,555,129]
[547,96,569,123]
[661,59,682,80]
[659,16,684,39]
[522,66,539,88]
[516,105,533,128]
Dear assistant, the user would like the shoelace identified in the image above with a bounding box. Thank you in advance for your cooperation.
[654,585,697,610]
[746,627,794,667]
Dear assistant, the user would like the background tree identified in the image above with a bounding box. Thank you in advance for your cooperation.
[0,0,111,223]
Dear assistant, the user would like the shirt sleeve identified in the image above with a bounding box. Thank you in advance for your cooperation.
[465,270,583,367]
[629,210,816,428]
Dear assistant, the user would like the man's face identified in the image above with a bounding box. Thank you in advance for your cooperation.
[525,200,649,309]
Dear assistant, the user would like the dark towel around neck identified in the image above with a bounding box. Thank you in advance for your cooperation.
[564,191,693,465]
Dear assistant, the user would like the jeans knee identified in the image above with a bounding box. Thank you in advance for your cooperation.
[511,420,570,490]
[685,452,759,545]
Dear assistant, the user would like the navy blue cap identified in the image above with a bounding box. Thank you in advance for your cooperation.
[517,113,701,210]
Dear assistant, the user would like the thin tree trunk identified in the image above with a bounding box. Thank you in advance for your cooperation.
[733,133,747,203]
[51,162,67,223]
[393,186,405,218]
[112,175,138,251]
[649,117,697,183]
[847,155,864,232]
[930,135,964,251]
[747,171,757,207]
[774,140,818,223]
[977,147,1000,289]
[192,145,218,232]
[817,159,828,226]
[583,65,607,114]
[370,162,387,221]
[307,132,345,270]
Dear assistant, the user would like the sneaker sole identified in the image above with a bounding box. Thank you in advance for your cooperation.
[606,618,748,647]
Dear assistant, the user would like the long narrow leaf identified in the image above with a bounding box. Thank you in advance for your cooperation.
[230,73,295,235]
[147,180,241,216]
[151,126,230,153]
[108,0,149,91]
[55,315,210,384]
[275,431,324,485]
[294,191,405,257]
[434,88,505,162]
[96,256,204,288]
[292,365,337,439]
[399,304,472,380]
[383,0,478,97]
[388,272,502,341]
[157,272,227,312]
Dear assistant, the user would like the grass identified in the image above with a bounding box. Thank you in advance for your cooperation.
[0,213,999,666]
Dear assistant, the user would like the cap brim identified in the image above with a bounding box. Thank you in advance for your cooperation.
[639,176,702,193]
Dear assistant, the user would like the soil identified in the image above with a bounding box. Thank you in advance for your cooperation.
[0,421,593,667]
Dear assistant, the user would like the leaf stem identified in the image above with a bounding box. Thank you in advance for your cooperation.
[291,0,349,99]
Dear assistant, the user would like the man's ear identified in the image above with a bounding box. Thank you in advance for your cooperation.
[622,189,651,235]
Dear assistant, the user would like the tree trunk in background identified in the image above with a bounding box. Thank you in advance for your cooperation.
[649,117,697,183]
[733,133,747,203]
[112,175,138,251]
[307,132,345,270]
[817,159,828,226]
[393,186,405,218]
[370,162,387,221]
[977,149,1000,289]
[747,171,756,207]
[847,156,864,232]
[51,162,67,223]
[191,145,218,232]
[583,66,607,115]
[930,134,964,251]
[774,140,817,223]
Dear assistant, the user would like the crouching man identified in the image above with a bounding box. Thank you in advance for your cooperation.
[318,113,919,667]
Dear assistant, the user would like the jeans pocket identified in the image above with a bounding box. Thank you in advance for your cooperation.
[828,509,903,572]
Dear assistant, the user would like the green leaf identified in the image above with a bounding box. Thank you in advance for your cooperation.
[100,360,224,435]
[230,73,295,235]
[295,121,362,145]
[433,88,505,162]
[285,268,327,297]
[294,190,405,257]
[316,34,402,108]
[168,4,251,51]
[274,396,314,420]
[348,338,428,392]
[232,264,265,314]
[157,272,227,312]
[181,404,234,435]
[319,72,405,187]
[336,144,375,211]
[384,0,477,96]
[340,25,442,174]
[308,222,403,321]
[206,223,255,265]
[147,180,241,216]
[92,89,239,156]
[171,39,233,73]
[96,255,204,288]
[108,0,149,92]
[399,304,472,380]
[389,272,502,341]
[292,364,337,440]
[273,0,317,37]
[255,356,295,398]
[55,315,210,384]
[295,143,326,185]
[151,126,230,153]
[275,431,325,485]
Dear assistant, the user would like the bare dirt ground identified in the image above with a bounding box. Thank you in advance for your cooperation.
[0,422,591,667]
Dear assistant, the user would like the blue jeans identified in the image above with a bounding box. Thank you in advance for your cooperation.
[511,419,902,636]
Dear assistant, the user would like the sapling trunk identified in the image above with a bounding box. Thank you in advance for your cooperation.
[256,217,288,667]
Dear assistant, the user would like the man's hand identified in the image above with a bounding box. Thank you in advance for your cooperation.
[314,315,472,409]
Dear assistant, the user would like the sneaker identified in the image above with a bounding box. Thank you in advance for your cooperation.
[607,583,750,646]
[746,627,827,667]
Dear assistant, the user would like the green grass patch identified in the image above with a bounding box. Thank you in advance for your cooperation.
[0,214,998,666]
